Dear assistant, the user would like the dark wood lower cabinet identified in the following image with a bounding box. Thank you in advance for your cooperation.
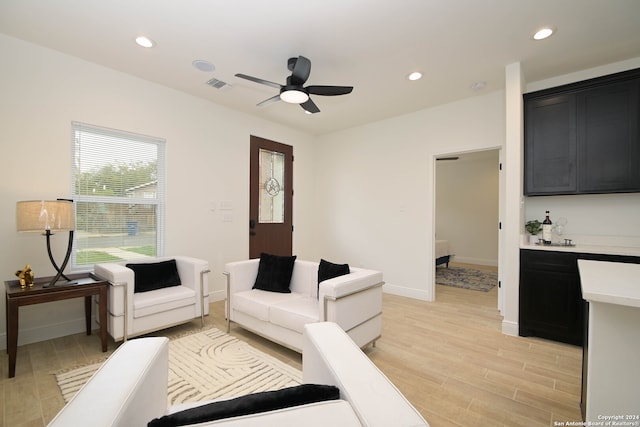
[519,249,640,346]
[519,250,583,345]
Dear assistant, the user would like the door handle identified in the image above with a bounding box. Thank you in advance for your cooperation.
[249,219,256,229]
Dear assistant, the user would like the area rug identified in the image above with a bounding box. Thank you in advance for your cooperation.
[55,328,302,405]
[435,266,498,292]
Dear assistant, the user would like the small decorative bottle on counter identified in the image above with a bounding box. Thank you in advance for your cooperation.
[542,211,552,243]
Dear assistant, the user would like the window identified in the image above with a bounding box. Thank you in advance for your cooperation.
[71,122,165,269]
[258,148,285,223]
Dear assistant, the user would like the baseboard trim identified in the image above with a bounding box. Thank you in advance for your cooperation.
[502,319,519,337]
[209,289,226,302]
[453,256,498,267]
[0,317,93,351]
[383,283,432,301]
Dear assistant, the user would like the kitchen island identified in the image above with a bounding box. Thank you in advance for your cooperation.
[577,260,640,422]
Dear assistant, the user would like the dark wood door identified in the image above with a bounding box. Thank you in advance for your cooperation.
[249,135,293,259]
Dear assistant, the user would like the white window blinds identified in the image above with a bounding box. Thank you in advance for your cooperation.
[71,122,165,268]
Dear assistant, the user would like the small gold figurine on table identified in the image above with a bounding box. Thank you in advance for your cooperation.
[15,264,35,288]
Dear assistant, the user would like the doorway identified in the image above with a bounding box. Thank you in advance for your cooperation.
[249,135,293,258]
[433,149,501,309]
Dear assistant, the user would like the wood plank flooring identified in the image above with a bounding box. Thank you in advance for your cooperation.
[0,263,583,426]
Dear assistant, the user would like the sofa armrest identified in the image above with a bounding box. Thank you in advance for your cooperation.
[94,262,135,286]
[172,256,209,294]
[48,337,169,427]
[173,256,210,321]
[224,259,260,294]
[94,262,134,324]
[302,323,428,427]
[318,269,383,327]
[319,268,383,300]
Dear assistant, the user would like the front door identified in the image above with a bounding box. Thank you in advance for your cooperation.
[249,135,293,259]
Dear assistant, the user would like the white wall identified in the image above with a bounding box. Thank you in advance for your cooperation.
[436,151,500,266]
[0,34,317,347]
[313,91,505,301]
[525,194,640,247]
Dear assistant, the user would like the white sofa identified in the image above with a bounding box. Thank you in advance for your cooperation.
[224,258,384,352]
[48,322,429,427]
[94,256,210,341]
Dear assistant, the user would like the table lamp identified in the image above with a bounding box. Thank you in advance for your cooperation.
[16,199,76,287]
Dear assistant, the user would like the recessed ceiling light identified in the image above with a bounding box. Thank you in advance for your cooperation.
[408,72,422,81]
[533,27,555,40]
[192,60,215,72]
[135,36,155,48]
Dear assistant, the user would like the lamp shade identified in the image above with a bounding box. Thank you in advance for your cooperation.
[16,200,75,232]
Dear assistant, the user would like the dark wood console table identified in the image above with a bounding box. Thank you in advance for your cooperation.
[5,272,108,378]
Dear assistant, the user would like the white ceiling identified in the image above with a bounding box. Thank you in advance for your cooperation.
[1,0,639,135]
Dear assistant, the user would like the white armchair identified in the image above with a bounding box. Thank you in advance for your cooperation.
[94,256,210,341]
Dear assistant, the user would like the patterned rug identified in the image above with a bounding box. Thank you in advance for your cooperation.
[55,328,302,405]
[435,266,498,292]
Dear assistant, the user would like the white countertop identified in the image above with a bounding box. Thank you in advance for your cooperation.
[578,259,640,308]
[521,242,640,257]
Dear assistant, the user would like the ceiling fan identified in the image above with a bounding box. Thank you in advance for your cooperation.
[235,55,353,114]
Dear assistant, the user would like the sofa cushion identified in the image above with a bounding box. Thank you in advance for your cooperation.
[317,259,350,298]
[134,286,196,318]
[232,290,302,322]
[126,259,182,293]
[270,297,320,334]
[253,253,297,293]
[148,384,340,427]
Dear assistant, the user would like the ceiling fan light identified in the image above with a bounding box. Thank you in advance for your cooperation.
[280,89,309,104]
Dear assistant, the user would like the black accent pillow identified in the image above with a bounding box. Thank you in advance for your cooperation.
[147,384,340,427]
[317,259,350,298]
[252,253,297,293]
[126,259,181,293]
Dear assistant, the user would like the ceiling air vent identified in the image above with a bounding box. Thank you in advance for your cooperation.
[206,78,231,90]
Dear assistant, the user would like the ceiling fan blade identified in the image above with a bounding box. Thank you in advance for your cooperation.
[257,94,281,107]
[306,85,353,96]
[235,73,282,90]
[300,98,320,114]
[290,56,311,86]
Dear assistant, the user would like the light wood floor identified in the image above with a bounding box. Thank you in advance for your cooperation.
[1,263,583,426]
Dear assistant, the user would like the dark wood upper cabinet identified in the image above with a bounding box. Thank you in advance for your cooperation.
[577,79,640,192]
[525,94,577,194]
[524,68,640,196]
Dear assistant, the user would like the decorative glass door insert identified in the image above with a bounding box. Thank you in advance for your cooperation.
[259,148,285,223]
